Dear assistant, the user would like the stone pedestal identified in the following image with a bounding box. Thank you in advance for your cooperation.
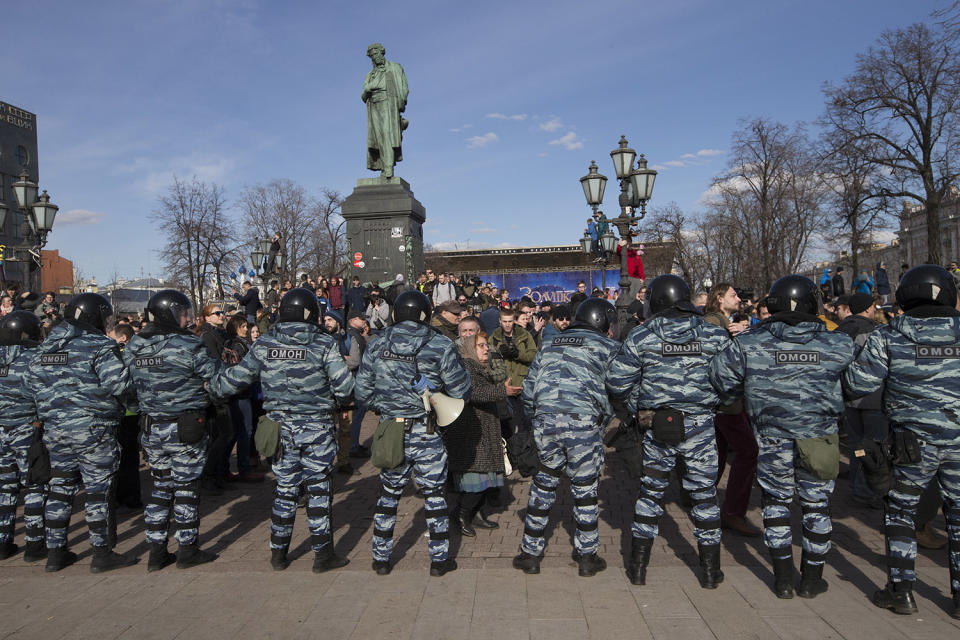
[341,177,425,288]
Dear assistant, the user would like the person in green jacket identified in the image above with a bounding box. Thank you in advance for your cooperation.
[489,306,537,437]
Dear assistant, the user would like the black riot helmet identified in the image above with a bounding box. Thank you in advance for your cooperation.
[646,274,697,316]
[573,298,617,334]
[896,264,958,311]
[393,290,432,325]
[765,275,820,315]
[1,310,42,342]
[146,289,194,329]
[64,293,113,333]
[278,287,320,324]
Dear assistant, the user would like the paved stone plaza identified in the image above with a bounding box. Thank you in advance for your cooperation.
[0,415,958,639]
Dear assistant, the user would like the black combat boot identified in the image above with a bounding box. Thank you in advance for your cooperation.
[23,539,47,562]
[698,544,724,589]
[372,559,392,575]
[459,507,476,537]
[176,543,218,569]
[771,554,795,599]
[872,581,918,615]
[472,509,499,530]
[577,552,607,577]
[45,546,78,572]
[270,547,289,571]
[312,545,349,573]
[512,551,541,575]
[147,543,176,572]
[796,553,828,599]
[429,558,457,577]
[90,546,139,573]
[626,538,652,585]
[0,542,18,560]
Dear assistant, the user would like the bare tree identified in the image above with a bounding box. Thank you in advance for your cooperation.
[239,179,316,282]
[149,176,234,309]
[709,118,826,291]
[303,188,347,278]
[823,22,960,265]
[817,134,893,276]
[642,203,708,289]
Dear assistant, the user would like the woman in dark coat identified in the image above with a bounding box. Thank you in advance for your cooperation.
[444,331,522,535]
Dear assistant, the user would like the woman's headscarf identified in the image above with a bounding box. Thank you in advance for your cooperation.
[458,331,487,364]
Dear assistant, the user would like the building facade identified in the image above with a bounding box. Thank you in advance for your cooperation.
[898,196,960,267]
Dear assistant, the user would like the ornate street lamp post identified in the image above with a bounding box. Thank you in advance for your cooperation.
[577,136,657,326]
[8,169,59,291]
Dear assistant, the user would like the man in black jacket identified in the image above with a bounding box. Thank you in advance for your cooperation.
[232,282,261,324]
[837,293,885,508]
[832,267,846,297]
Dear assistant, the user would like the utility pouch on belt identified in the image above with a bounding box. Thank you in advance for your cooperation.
[26,425,51,485]
[371,419,405,469]
[176,411,207,445]
[651,409,685,446]
[254,415,281,459]
[853,438,893,495]
[891,429,922,465]
[795,433,840,481]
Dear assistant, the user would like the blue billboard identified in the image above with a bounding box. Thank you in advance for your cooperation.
[481,269,622,305]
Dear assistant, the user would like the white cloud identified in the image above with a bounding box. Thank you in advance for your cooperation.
[449,124,473,133]
[696,148,723,157]
[138,153,238,195]
[486,113,527,121]
[549,131,584,150]
[469,227,497,234]
[57,209,105,225]
[664,160,686,167]
[466,132,498,148]
[539,117,564,132]
[680,153,696,159]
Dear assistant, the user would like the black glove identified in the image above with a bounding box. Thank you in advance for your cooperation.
[499,342,519,360]
[855,439,892,496]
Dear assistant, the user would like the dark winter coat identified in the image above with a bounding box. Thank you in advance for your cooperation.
[444,357,507,475]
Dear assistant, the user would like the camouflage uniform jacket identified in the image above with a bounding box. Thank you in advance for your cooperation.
[606,312,730,435]
[123,325,220,418]
[208,321,354,421]
[24,322,130,429]
[843,311,960,446]
[708,315,855,440]
[355,321,471,418]
[522,326,619,420]
[0,341,39,426]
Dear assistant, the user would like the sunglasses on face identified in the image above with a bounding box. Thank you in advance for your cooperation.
[209,311,224,317]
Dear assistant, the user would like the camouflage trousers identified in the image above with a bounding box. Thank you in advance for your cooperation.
[520,414,604,557]
[884,438,960,592]
[372,422,450,563]
[634,423,721,545]
[44,423,119,549]
[141,420,208,546]
[271,419,337,552]
[0,423,46,545]
[756,434,834,563]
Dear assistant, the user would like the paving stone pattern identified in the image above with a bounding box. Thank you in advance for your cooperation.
[0,414,957,639]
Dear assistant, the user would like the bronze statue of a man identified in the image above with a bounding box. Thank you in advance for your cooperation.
[362,43,408,179]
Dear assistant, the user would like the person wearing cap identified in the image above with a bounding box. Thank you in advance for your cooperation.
[322,309,357,475]
[385,274,409,306]
[541,305,571,343]
[366,288,391,333]
[344,309,370,457]
[432,300,464,341]
[836,294,887,509]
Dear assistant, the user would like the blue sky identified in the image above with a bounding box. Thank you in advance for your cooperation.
[3,0,942,282]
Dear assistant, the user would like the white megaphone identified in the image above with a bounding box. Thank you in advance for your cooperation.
[421,389,465,427]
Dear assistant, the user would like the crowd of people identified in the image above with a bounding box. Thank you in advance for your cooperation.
[0,257,958,619]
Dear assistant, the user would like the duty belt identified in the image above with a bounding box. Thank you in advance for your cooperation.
[384,416,433,433]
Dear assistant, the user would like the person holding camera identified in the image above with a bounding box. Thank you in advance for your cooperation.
[365,289,391,334]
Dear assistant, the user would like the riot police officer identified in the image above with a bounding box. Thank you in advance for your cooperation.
[209,288,355,573]
[513,298,619,576]
[0,311,47,562]
[123,290,220,571]
[606,275,729,588]
[709,276,855,599]
[355,290,471,577]
[24,293,136,572]
[844,265,960,618]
